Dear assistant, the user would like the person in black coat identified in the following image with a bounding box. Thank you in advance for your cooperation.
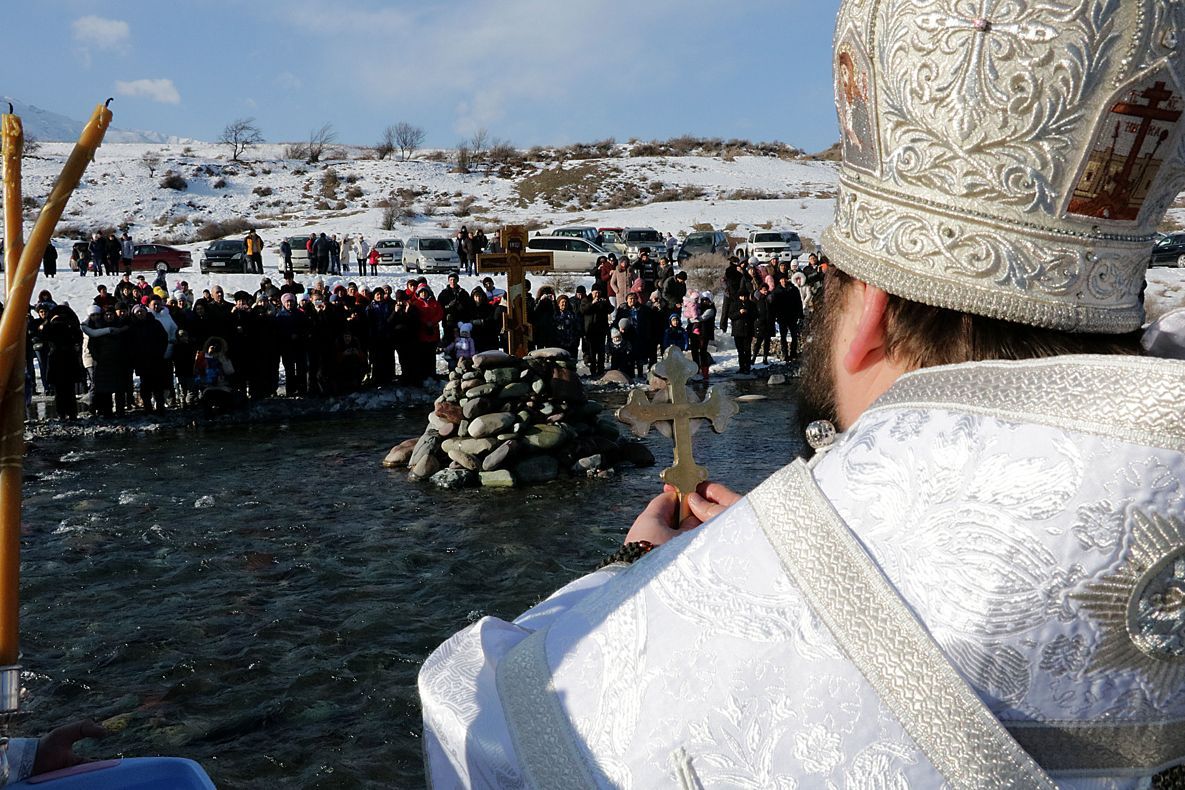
[771,274,804,360]
[42,308,84,418]
[42,243,58,278]
[580,288,613,377]
[129,306,170,412]
[729,291,757,374]
[751,284,775,366]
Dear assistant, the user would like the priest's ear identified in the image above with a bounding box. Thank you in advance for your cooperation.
[841,280,889,375]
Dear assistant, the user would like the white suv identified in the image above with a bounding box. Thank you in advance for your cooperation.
[735,230,803,262]
[621,227,665,258]
[526,236,608,274]
[373,238,404,267]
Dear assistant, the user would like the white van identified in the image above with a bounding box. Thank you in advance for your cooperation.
[526,235,609,274]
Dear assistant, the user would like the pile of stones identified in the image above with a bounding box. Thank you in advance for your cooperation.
[383,348,654,489]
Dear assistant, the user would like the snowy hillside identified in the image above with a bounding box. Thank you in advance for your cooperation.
[10,140,839,256]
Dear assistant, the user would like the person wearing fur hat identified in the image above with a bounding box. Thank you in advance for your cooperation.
[422,2,1185,785]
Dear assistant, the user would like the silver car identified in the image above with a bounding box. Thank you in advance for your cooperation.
[404,237,460,273]
[373,238,404,267]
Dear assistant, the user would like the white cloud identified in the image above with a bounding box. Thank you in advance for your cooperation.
[115,78,181,105]
[72,16,130,52]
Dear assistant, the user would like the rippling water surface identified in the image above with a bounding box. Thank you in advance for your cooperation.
[18,382,805,788]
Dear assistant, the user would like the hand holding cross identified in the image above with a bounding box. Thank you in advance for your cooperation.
[617,347,739,527]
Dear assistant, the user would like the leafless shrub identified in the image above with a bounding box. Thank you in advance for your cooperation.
[320,168,340,198]
[194,218,254,241]
[346,185,364,199]
[651,185,706,203]
[212,178,228,189]
[141,152,161,177]
[452,144,472,174]
[381,205,400,230]
[160,171,188,190]
[468,128,488,156]
[253,185,273,197]
[284,142,309,160]
[424,150,447,162]
[455,195,477,217]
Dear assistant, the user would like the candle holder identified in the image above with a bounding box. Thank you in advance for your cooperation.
[0,663,21,786]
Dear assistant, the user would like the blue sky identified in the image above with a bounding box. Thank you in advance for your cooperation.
[6,0,843,152]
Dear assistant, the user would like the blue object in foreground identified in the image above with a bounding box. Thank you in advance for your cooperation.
[10,758,214,789]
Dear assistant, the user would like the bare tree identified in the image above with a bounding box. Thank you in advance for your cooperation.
[22,135,41,157]
[394,122,426,162]
[376,126,397,160]
[468,128,488,157]
[305,123,337,163]
[218,118,264,162]
[141,151,161,177]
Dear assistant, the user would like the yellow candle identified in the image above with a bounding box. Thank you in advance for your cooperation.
[0,112,23,666]
[2,112,22,288]
[0,103,110,666]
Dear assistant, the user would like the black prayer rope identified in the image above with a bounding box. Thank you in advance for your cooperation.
[597,541,655,570]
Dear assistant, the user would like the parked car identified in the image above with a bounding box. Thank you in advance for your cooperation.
[1150,232,1185,267]
[620,227,665,258]
[404,237,460,273]
[283,235,315,273]
[525,235,610,274]
[676,230,731,262]
[734,230,803,262]
[200,239,249,274]
[373,238,404,267]
[132,244,192,273]
[596,229,628,256]
[548,226,600,244]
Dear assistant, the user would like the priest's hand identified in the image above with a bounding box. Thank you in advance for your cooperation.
[624,483,741,546]
[33,720,106,775]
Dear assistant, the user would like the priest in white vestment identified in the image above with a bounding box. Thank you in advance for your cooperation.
[420,1,1185,787]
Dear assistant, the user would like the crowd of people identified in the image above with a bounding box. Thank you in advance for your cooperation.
[14,244,828,420]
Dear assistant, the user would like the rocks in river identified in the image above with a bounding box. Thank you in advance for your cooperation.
[479,469,516,488]
[468,412,516,438]
[431,468,477,490]
[382,438,418,468]
[388,354,652,489]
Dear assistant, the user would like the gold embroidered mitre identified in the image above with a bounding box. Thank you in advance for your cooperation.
[822,0,1185,332]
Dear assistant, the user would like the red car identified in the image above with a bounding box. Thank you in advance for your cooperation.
[132,244,192,273]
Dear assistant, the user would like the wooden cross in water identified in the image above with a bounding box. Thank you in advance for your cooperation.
[617,346,739,527]
[476,225,553,357]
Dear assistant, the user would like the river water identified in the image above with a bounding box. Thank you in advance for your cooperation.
[17,381,806,788]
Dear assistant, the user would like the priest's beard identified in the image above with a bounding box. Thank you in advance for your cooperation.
[798,288,844,431]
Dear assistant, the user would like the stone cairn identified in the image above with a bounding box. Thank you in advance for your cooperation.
[382,348,654,489]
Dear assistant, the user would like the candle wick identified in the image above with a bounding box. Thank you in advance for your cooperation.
[104,98,114,108]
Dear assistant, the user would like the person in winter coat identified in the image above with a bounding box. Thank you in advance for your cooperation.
[688,291,716,382]
[81,310,130,416]
[580,288,613,376]
[313,233,332,275]
[456,227,472,275]
[42,243,58,278]
[661,270,688,316]
[120,232,134,275]
[608,327,633,377]
[609,260,633,308]
[193,336,236,415]
[340,235,354,274]
[552,294,582,358]
[87,235,106,277]
[280,239,293,275]
[129,305,170,412]
[729,290,757,374]
[468,288,501,353]
[365,288,396,385]
[771,274,804,360]
[42,307,84,419]
[661,314,689,353]
[751,283,775,366]
[442,322,476,371]
[411,287,443,384]
[720,257,744,332]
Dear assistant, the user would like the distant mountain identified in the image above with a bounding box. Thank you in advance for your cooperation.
[1,96,198,145]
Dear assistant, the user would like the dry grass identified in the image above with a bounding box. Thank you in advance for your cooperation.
[515,162,604,209]
[682,253,730,294]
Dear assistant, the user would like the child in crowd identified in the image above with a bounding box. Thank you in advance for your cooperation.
[442,323,476,371]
